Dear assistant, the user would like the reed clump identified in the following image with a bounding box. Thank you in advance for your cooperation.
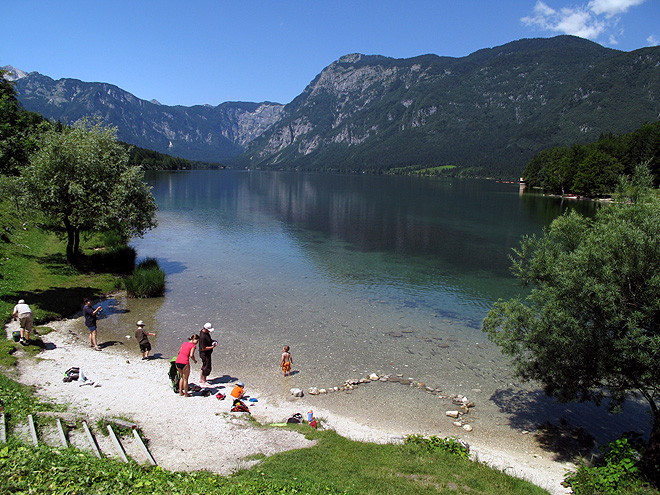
[124,258,165,298]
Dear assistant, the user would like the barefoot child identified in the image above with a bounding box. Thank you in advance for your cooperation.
[281,345,293,376]
[135,320,156,359]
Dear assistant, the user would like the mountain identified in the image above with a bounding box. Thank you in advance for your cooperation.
[3,66,284,163]
[6,36,660,177]
[238,36,660,176]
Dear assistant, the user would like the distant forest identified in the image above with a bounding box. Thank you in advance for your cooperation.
[127,147,223,171]
[522,121,660,196]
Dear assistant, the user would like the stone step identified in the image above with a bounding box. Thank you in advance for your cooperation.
[10,414,156,466]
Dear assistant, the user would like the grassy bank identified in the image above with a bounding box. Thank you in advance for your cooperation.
[0,227,119,326]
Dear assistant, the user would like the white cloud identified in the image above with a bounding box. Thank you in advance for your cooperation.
[588,0,646,17]
[521,1,606,38]
[522,0,647,44]
[648,35,659,46]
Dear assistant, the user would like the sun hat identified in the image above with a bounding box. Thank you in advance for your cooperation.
[236,381,244,387]
[203,322,214,332]
[136,320,145,326]
[18,299,25,304]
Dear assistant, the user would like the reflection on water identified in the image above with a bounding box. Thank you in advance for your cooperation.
[126,170,598,352]
[107,170,643,450]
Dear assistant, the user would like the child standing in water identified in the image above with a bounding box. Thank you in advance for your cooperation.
[281,345,293,376]
[135,320,156,360]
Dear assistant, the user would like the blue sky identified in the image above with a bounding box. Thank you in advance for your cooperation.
[4,0,658,107]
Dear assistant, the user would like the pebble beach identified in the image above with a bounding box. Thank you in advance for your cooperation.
[5,310,578,495]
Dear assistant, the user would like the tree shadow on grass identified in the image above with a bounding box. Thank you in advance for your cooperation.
[21,249,135,276]
[490,387,652,462]
[1,286,106,322]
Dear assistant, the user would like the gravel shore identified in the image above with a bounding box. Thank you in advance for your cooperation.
[6,316,572,494]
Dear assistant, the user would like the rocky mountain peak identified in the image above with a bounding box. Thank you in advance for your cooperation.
[1,65,29,81]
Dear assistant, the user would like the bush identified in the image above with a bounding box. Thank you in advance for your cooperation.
[100,230,126,250]
[124,258,165,298]
[86,246,136,274]
[563,434,655,494]
[404,434,471,460]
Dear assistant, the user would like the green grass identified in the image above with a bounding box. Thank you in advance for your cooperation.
[0,227,119,327]
[230,428,548,495]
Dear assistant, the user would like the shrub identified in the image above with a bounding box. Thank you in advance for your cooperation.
[124,258,165,298]
[101,230,126,250]
[563,434,654,494]
[86,245,136,274]
[404,434,471,460]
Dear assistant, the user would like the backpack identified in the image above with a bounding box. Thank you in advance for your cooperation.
[168,358,180,393]
[63,367,80,382]
[286,413,303,424]
[231,399,250,413]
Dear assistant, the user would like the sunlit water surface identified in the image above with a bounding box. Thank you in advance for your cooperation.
[96,171,649,446]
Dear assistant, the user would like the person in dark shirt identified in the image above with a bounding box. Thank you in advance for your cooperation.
[198,322,217,386]
[135,320,156,359]
[83,298,102,351]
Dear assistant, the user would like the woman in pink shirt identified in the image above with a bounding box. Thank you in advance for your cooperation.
[175,334,199,397]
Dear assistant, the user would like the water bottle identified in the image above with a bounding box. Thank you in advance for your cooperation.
[307,410,313,422]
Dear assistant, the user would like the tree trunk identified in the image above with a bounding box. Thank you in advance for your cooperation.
[643,413,660,485]
[63,217,76,265]
[73,228,80,259]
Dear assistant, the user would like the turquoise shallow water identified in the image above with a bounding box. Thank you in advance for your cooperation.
[93,171,649,446]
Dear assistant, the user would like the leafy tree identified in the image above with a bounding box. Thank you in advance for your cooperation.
[0,69,45,175]
[21,117,157,263]
[571,149,623,196]
[482,165,660,481]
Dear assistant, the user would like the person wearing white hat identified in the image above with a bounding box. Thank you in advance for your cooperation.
[198,322,217,386]
[135,320,156,360]
[12,299,33,345]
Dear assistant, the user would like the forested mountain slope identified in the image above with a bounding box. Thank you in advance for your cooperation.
[6,36,660,177]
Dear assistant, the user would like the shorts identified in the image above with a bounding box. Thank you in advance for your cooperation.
[86,326,97,332]
[200,352,212,376]
[19,314,33,332]
[139,342,151,353]
[175,362,187,370]
[282,362,291,373]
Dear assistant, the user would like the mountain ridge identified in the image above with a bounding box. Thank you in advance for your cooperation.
[5,35,660,177]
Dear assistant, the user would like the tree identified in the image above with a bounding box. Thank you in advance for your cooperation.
[571,149,623,196]
[21,117,157,263]
[482,165,660,480]
[0,69,45,175]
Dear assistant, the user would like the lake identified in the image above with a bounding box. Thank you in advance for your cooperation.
[98,170,649,446]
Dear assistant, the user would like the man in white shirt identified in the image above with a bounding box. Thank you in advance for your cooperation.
[12,299,33,345]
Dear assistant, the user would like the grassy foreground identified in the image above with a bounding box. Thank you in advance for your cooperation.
[0,228,554,494]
